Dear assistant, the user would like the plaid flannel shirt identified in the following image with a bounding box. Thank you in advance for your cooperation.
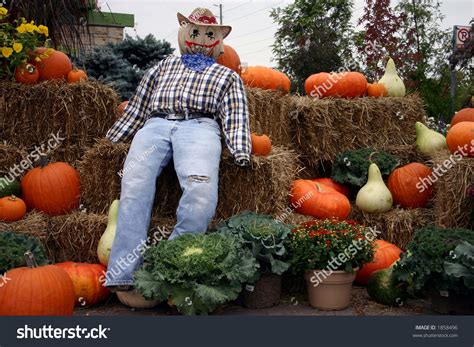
[106,55,251,162]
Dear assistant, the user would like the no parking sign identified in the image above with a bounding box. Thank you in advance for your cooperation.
[454,25,471,49]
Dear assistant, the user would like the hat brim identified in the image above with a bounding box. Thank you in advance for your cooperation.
[177,12,232,39]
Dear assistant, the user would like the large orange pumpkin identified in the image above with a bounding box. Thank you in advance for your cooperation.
[216,45,241,75]
[56,262,110,307]
[450,108,474,127]
[387,163,434,208]
[367,83,388,97]
[0,252,75,316]
[355,240,402,285]
[251,133,272,156]
[34,47,72,81]
[67,69,88,83]
[305,71,367,98]
[311,178,350,197]
[290,179,350,220]
[241,66,290,93]
[446,121,474,157]
[0,195,27,222]
[14,63,39,84]
[21,159,80,215]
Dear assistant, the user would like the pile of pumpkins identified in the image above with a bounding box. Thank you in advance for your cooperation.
[14,47,87,85]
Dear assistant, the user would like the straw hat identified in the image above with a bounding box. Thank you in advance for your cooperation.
[177,8,232,38]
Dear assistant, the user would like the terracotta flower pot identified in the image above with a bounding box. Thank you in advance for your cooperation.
[242,274,282,309]
[304,270,356,310]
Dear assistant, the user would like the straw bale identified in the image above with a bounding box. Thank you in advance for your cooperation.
[0,142,28,174]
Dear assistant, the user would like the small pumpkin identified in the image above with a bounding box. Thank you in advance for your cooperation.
[21,157,80,216]
[67,68,88,83]
[305,71,367,98]
[355,240,402,285]
[34,47,72,81]
[387,163,434,208]
[446,121,474,157]
[251,133,272,156]
[216,44,241,75]
[56,262,110,306]
[116,290,160,309]
[367,83,387,97]
[0,252,75,316]
[290,179,351,220]
[0,195,26,222]
[116,100,129,117]
[310,178,350,197]
[241,66,290,93]
[14,63,39,84]
[450,108,474,127]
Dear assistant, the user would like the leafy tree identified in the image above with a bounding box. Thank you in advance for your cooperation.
[271,0,354,93]
[76,34,174,100]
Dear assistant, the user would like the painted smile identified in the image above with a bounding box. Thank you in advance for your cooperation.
[185,40,221,55]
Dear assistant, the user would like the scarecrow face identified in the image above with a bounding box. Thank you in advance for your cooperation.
[178,23,224,60]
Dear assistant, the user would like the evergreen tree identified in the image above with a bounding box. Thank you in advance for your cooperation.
[76,34,174,100]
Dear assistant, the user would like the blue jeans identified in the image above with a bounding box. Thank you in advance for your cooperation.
[105,117,222,286]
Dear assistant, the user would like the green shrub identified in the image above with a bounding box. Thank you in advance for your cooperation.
[0,231,48,274]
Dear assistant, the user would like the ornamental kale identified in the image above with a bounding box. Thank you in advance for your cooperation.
[213,211,291,282]
[394,226,474,296]
[444,241,474,290]
[134,233,258,315]
[332,148,399,187]
[0,231,48,274]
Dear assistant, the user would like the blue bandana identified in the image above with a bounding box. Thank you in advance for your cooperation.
[181,54,215,72]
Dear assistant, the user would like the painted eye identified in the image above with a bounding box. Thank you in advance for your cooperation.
[206,31,215,39]
[191,29,200,38]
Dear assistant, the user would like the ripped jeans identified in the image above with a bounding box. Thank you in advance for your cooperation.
[105,116,222,286]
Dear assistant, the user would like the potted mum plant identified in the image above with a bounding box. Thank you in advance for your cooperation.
[214,211,291,308]
[287,219,375,310]
[394,226,474,314]
[134,232,258,315]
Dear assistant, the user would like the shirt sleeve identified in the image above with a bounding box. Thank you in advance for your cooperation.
[218,73,252,162]
[106,64,161,143]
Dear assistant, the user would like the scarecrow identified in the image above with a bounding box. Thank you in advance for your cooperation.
[104,7,251,297]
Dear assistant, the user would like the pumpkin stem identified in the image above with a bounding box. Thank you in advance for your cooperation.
[37,155,49,168]
[24,251,38,268]
[368,151,379,163]
[8,195,17,201]
[313,182,323,192]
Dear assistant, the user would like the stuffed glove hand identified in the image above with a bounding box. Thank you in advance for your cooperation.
[234,158,250,167]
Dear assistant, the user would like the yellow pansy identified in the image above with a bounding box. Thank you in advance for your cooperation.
[0,7,8,16]
[1,47,13,58]
[13,42,23,53]
[37,25,49,37]
[16,24,27,33]
[25,23,38,33]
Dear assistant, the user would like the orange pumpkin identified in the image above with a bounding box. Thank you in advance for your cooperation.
[216,45,241,75]
[241,66,290,93]
[387,163,434,208]
[251,133,272,156]
[355,240,402,285]
[116,100,129,117]
[0,252,75,316]
[21,158,80,216]
[14,63,39,84]
[305,71,367,98]
[367,83,387,97]
[67,69,88,83]
[450,108,474,127]
[290,180,351,220]
[0,195,27,222]
[311,178,350,197]
[446,121,474,157]
[34,47,72,81]
[56,262,110,307]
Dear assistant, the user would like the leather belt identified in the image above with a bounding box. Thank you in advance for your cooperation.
[149,110,215,120]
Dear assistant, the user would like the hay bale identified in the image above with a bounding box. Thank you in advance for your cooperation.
[79,139,300,220]
[291,94,427,168]
[0,81,119,164]
[431,151,474,229]
[246,87,294,147]
[350,205,434,249]
[0,142,28,174]
[48,211,176,263]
